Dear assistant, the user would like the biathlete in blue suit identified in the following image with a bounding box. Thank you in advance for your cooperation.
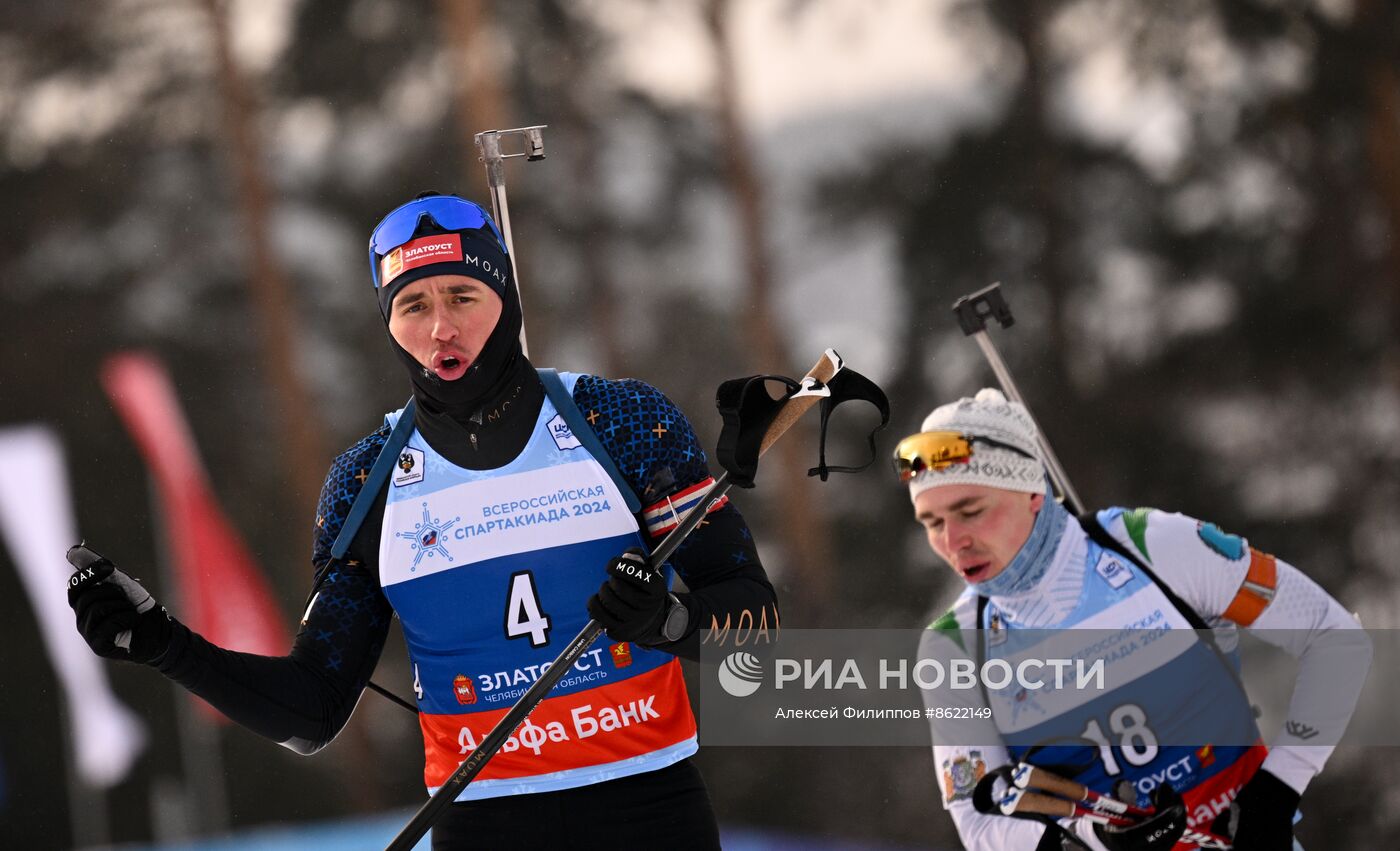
[66,193,780,850]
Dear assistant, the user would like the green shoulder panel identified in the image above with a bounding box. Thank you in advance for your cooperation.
[928,609,966,654]
[1121,507,1154,564]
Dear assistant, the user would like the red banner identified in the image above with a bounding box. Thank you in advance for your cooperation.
[101,352,288,721]
[418,661,697,789]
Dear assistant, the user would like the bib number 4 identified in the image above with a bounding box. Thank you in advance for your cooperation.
[505,571,552,647]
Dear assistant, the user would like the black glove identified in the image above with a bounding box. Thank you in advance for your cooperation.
[587,548,668,643]
[1211,769,1299,850]
[67,544,173,664]
[1094,784,1188,851]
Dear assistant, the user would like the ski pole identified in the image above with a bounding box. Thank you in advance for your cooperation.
[951,282,1084,514]
[996,784,1137,828]
[1012,761,1154,820]
[1000,787,1235,850]
[475,125,547,357]
[384,350,844,851]
[1002,763,1234,850]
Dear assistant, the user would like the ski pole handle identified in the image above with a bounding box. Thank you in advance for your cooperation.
[1002,786,1138,827]
[1013,762,1153,819]
[1011,763,1234,850]
[758,349,843,455]
[653,349,839,566]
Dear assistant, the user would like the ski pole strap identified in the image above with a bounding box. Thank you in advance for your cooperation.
[330,396,417,560]
[714,349,882,487]
[972,764,1022,816]
[537,368,642,514]
[807,365,890,481]
[714,374,801,488]
[972,765,1093,851]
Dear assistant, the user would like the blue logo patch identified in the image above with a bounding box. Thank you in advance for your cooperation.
[396,502,461,571]
[547,413,582,450]
[1197,522,1245,561]
[1096,556,1133,590]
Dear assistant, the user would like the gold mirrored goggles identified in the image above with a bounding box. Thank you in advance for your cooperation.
[891,431,1037,482]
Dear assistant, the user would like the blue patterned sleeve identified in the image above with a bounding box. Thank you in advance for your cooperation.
[570,375,711,503]
[311,425,391,570]
[572,376,778,657]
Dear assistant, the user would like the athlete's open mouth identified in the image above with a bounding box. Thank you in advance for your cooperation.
[961,562,991,582]
[431,352,469,379]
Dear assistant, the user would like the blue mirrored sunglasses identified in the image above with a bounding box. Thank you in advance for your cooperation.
[367,195,508,288]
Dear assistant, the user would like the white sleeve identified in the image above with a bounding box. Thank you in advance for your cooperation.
[932,740,1112,851]
[1103,509,1372,794]
[933,743,1043,851]
[919,621,1101,851]
[1249,561,1370,794]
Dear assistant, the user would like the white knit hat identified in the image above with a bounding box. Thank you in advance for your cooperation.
[907,388,1046,502]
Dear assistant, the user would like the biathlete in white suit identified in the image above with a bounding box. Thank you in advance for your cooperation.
[898,389,1369,851]
[66,193,780,850]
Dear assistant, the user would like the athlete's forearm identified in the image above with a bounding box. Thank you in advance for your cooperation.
[155,564,393,754]
[678,575,778,640]
[946,799,1072,851]
[654,505,778,660]
[1252,560,1371,791]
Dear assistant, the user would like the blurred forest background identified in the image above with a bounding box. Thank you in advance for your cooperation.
[2,0,1399,847]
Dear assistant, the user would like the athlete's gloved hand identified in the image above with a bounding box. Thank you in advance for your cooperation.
[1094,784,1187,851]
[587,548,667,643]
[67,544,173,664]
[1211,769,1299,850]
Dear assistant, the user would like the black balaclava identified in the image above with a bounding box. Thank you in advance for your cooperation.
[370,193,542,465]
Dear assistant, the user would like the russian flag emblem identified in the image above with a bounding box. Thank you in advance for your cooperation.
[642,477,729,538]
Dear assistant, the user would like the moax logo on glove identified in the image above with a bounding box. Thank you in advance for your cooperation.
[70,567,98,587]
[614,558,655,582]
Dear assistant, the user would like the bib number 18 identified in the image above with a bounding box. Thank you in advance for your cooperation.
[1081,703,1159,776]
